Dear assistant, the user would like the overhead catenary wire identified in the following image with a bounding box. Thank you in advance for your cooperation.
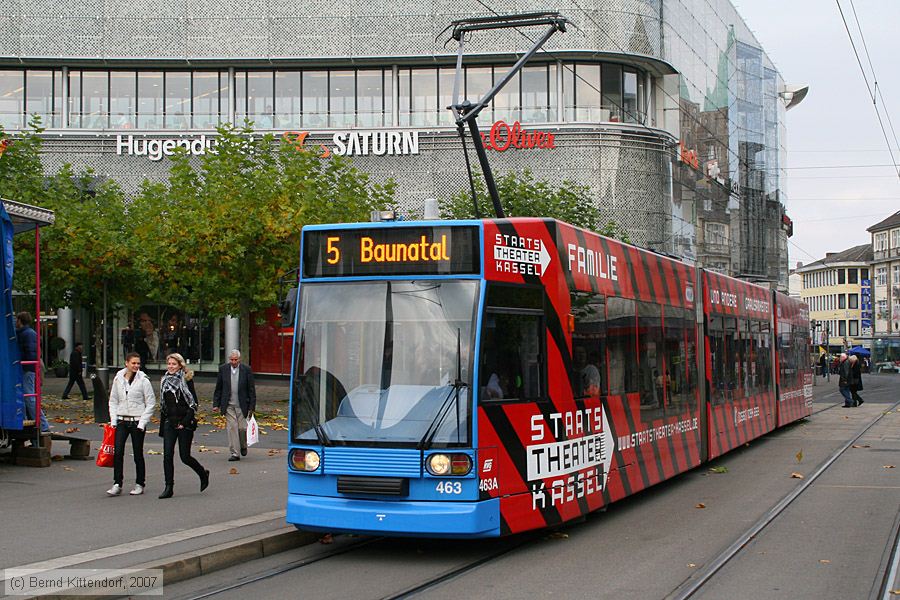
[836,0,900,180]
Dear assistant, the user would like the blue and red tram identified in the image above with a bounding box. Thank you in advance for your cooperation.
[285,218,812,537]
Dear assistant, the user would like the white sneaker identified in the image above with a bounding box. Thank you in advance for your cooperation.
[106,484,122,496]
[129,484,144,496]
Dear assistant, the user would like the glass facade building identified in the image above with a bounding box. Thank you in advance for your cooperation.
[0,0,798,373]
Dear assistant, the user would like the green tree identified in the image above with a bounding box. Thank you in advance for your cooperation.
[441,169,630,242]
[131,123,394,352]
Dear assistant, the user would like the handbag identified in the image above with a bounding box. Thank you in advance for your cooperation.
[246,414,259,447]
[96,424,116,468]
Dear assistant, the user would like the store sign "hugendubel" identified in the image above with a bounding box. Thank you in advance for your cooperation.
[117,130,421,162]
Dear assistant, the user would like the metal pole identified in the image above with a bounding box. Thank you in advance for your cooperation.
[466,118,504,218]
[102,281,107,368]
[34,226,42,446]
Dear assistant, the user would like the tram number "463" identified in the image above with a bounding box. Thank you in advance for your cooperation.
[435,481,462,495]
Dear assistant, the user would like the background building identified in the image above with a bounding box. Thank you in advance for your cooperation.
[0,0,799,373]
[796,245,872,353]
[868,210,900,367]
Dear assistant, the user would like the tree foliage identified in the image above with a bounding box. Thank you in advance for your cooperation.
[130,123,395,322]
[441,169,630,242]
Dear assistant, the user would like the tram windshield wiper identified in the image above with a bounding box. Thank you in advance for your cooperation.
[417,329,466,450]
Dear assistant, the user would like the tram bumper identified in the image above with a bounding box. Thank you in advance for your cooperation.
[287,494,500,538]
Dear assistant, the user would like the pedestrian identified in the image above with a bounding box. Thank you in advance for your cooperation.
[213,349,257,461]
[107,352,155,496]
[62,341,90,400]
[818,353,827,378]
[837,353,854,408]
[158,353,209,499]
[16,311,50,432]
[848,354,864,407]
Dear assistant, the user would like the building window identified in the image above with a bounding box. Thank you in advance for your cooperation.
[356,69,390,127]
[877,266,887,287]
[193,71,227,129]
[25,70,59,128]
[839,320,847,336]
[0,70,24,129]
[328,70,355,128]
[848,268,858,284]
[110,71,136,129]
[894,265,900,287]
[838,294,846,309]
[892,228,900,248]
[849,294,858,309]
[137,71,163,129]
[875,232,888,251]
[838,269,845,285]
[164,72,191,129]
[301,71,328,128]
[399,68,439,127]
[521,64,555,122]
[861,268,869,281]
[849,320,859,336]
[493,69,520,124]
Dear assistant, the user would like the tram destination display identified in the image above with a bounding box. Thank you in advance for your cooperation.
[303,225,481,277]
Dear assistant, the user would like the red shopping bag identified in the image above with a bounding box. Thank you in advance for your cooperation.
[96,424,116,468]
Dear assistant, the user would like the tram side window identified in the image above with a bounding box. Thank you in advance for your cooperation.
[637,301,665,412]
[664,306,698,411]
[480,311,543,402]
[756,321,772,391]
[607,297,638,395]
[570,292,606,398]
[778,321,795,390]
[709,316,738,405]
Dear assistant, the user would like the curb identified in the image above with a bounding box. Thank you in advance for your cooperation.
[34,527,320,600]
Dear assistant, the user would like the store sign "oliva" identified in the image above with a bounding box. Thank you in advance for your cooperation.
[116,130,420,162]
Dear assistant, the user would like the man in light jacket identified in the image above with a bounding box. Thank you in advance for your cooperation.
[213,350,257,461]
[107,352,156,496]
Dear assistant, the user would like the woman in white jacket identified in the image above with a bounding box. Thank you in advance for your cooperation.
[107,352,156,496]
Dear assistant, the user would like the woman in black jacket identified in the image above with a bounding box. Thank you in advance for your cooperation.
[158,353,209,498]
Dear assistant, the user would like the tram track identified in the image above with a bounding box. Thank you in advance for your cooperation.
[171,536,383,600]
[665,396,900,600]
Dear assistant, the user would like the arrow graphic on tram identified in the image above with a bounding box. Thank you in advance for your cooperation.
[492,239,552,277]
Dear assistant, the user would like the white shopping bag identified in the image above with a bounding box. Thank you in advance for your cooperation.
[246,414,259,446]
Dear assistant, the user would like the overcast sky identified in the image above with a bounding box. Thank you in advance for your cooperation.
[734,0,900,268]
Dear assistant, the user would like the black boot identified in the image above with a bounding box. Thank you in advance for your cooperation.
[200,469,209,492]
[158,485,173,499]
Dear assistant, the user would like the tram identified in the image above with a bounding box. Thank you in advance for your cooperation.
[285,218,813,537]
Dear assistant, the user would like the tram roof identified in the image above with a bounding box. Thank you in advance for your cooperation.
[2,198,55,234]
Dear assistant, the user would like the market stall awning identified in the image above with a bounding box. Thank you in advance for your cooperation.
[1,198,54,234]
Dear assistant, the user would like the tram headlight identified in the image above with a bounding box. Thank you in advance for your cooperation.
[290,449,321,472]
[426,453,472,476]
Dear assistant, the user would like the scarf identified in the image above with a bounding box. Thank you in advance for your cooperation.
[160,371,197,412]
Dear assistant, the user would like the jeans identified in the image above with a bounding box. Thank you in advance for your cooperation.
[162,422,205,486]
[839,386,854,406]
[22,371,50,431]
[113,421,146,486]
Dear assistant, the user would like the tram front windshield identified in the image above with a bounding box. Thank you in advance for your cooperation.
[292,280,477,447]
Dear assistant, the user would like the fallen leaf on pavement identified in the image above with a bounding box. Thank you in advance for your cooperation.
[147,449,161,455]
[819,559,830,564]
[64,427,79,434]
[229,467,239,475]
[51,455,64,461]
[695,503,706,509]
[198,446,209,452]
[63,467,74,471]
[795,449,803,463]
[790,472,804,479]
[319,534,333,544]
[884,465,896,469]
[709,466,727,474]
[214,450,221,454]
[547,532,569,539]
[851,444,870,449]
[687,563,697,568]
